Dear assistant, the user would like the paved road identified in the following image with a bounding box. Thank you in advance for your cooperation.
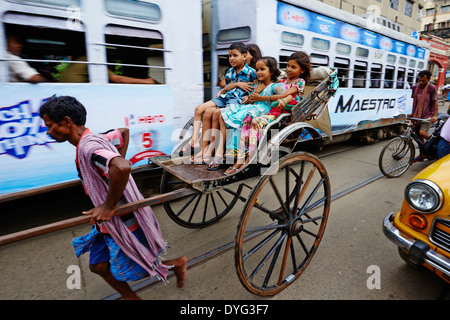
[1,137,448,301]
[1,101,449,300]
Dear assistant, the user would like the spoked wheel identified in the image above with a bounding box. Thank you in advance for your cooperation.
[161,170,243,228]
[379,137,415,178]
[235,152,331,296]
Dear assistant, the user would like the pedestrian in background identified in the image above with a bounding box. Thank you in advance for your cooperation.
[409,70,438,162]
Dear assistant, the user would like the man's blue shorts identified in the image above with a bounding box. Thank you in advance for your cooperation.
[89,228,151,266]
[89,233,110,265]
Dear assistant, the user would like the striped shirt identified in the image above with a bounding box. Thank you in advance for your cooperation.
[221,63,257,101]
[76,128,138,235]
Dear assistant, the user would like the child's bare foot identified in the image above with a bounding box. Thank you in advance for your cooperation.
[178,141,200,156]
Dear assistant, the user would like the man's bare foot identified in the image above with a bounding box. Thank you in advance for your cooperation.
[164,256,187,288]
[121,293,142,300]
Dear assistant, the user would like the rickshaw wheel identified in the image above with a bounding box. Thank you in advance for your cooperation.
[160,170,242,228]
[379,137,415,178]
[235,152,330,296]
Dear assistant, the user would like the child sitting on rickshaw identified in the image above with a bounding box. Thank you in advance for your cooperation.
[224,51,311,174]
[178,42,257,162]
[202,53,310,171]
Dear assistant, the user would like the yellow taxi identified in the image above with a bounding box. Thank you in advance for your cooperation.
[383,155,450,284]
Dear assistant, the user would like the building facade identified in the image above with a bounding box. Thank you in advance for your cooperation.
[421,0,450,86]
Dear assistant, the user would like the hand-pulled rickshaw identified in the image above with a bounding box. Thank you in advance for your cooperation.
[0,68,338,297]
[148,67,339,296]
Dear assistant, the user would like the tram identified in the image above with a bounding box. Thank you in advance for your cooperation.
[208,0,430,143]
[0,0,203,201]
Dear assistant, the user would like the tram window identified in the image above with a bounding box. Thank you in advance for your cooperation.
[353,61,367,88]
[370,64,382,88]
[217,27,251,43]
[104,0,161,22]
[399,57,407,65]
[278,54,290,71]
[384,67,395,89]
[105,33,165,84]
[334,58,350,88]
[336,43,351,55]
[407,69,415,88]
[281,32,304,47]
[356,47,369,58]
[217,54,230,86]
[387,54,396,63]
[4,23,86,82]
[311,38,330,51]
[418,62,424,69]
[310,54,328,66]
[9,0,80,7]
[409,59,416,68]
[396,68,406,89]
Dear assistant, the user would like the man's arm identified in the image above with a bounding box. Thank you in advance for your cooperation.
[83,156,131,224]
[430,100,439,124]
[109,72,156,84]
[29,73,48,83]
[116,128,129,158]
[9,57,47,83]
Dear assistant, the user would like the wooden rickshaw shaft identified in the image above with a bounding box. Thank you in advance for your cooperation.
[0,187,196,247]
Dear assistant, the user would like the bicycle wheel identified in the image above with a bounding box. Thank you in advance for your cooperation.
[379,137,415,178]
[235,152,330,296]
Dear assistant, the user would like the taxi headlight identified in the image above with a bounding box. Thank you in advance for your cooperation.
[405,180,443,213]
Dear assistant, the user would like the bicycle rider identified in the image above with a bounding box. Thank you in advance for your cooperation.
[408,70,438,161]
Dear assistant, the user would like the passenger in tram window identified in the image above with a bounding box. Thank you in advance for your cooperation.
[396,77,405,89]
[6,34,48,83]
[39,96,187,300]
[178,41,257,163]
[225,52,310,175]
[409,70,439,162]
[59,55,156,84]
